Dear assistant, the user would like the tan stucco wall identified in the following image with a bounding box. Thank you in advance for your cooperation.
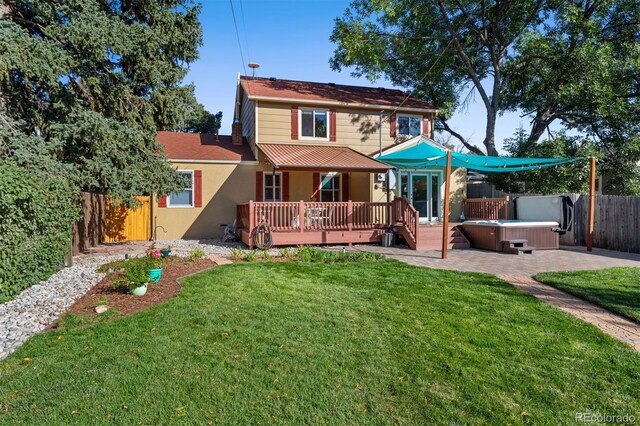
[449,168,467,221]
[153,162,257,240]
[153,162,464,240]
[255,101,435,155]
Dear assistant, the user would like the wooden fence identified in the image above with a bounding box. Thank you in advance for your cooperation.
[574,194,640,253]
[73,192,106,255]
[462,197,509,220]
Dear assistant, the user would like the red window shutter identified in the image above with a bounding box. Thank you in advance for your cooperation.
[390,113,396,138]
[255,171,263,201]
[312,173,320,201]
[329,109,336,141]
[291,106,298,140]
[282,172,290,202]
[194,170,202,208]
[158,195,167,208]
[341,173,350,202]
[422,116,430,136]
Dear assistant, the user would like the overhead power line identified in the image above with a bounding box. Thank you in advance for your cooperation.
[229,0,247,76]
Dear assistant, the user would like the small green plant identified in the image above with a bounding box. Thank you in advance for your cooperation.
[111,260,148,291]
[188,247,205,261]
[91,296,109,308]
[294,246,383,263]
[277,247,297,258]
[229,247,245,260]
[255,250,272,259]
[97,259,127,273]
[244,251,257,262]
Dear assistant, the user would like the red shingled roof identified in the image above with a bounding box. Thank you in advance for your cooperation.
[156,132,255,162]
[240,76,436,110]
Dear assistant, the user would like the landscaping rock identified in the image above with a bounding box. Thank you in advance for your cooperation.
[0,239,236,361]
[0,253,124,360]
[94,305,110,314]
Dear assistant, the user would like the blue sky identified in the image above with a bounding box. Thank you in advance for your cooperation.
[185,0,529,153]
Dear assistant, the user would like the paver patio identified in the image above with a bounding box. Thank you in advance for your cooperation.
[358,245,640,351]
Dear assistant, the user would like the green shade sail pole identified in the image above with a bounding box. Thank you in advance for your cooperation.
[441,151,452,260]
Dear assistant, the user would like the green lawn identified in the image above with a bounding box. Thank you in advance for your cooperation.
[536,267,640,323]
[1,260,639,425]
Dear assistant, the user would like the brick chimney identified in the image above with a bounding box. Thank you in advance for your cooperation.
[231,120,243,146]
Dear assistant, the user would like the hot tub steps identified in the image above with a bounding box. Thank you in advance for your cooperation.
[502,239,537,255]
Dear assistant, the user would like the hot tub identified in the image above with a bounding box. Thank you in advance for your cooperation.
[461,220,560,251]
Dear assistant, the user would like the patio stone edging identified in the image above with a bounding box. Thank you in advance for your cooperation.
[497,274,640,353]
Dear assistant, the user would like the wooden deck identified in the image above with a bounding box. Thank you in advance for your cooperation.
[237,198,471,250]
[237,200,390,249]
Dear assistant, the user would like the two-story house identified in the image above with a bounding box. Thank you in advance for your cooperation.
[152,76,467,249]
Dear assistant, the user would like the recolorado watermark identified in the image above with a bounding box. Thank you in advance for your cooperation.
[575,412,636,423]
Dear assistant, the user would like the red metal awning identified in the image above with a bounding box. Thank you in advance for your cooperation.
[259,144,393,172]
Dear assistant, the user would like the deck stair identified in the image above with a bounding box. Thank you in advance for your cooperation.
[415,225,471,251]
[501,239,536,255]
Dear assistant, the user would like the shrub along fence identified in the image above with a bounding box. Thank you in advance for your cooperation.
[0,163,79,302]
[467,183,640,253]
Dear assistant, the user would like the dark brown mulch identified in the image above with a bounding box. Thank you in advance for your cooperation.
[61,257,217,322]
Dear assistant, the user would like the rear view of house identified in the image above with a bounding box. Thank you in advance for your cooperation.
[154,75,467,249]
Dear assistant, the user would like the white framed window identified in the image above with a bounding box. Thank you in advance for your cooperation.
[168,170,194,208]
[300,108,328,139]
[263,171,282,202]
[319,173,341,202]
[397,114,422,137]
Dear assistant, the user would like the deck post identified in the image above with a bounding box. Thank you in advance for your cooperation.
[248,200,255,250]
[441,151,452,259]
[298,200,305,233]
[587,156,596,251]
[347,200,353,231]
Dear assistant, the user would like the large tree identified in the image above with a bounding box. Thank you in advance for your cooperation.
[0,0,206,200]
[330,0,546,155]
[331,1,639,154]
[503,0,640,147]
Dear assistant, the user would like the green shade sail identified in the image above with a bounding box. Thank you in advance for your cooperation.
[377,141,581,172]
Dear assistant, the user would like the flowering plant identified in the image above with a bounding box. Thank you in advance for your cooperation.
[144,244,163,269]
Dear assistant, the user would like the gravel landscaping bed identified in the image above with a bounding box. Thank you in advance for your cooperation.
[0,239,236,361]
[0,253,121,360]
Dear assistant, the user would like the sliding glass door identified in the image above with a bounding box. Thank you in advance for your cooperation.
[400,171,442,222]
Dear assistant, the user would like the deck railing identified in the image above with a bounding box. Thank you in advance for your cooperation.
[237,200,390,233]
[463,197,509,220]
[392,197,420,249]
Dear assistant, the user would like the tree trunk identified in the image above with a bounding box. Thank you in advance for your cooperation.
[525,106,557,149]
[483,109,499,156]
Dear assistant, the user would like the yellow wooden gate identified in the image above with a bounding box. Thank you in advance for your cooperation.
[104,196,151,242]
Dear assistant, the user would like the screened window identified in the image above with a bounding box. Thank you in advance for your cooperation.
[301,109,328,138]
[168,171,194,207]
[263,172,282,202]
[397,115,422,137]
[319,173,341,202]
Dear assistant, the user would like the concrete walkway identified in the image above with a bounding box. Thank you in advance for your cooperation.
[358,245,640,351]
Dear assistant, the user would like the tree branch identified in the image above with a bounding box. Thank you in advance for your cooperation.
[437,118,485,155]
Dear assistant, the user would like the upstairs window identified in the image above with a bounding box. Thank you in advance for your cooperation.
[301,109,328,139]
[397,115,422,137]
[168,171,194,207]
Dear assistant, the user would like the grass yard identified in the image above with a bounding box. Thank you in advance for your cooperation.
[536,267,640,323]
[1,260,639,425]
